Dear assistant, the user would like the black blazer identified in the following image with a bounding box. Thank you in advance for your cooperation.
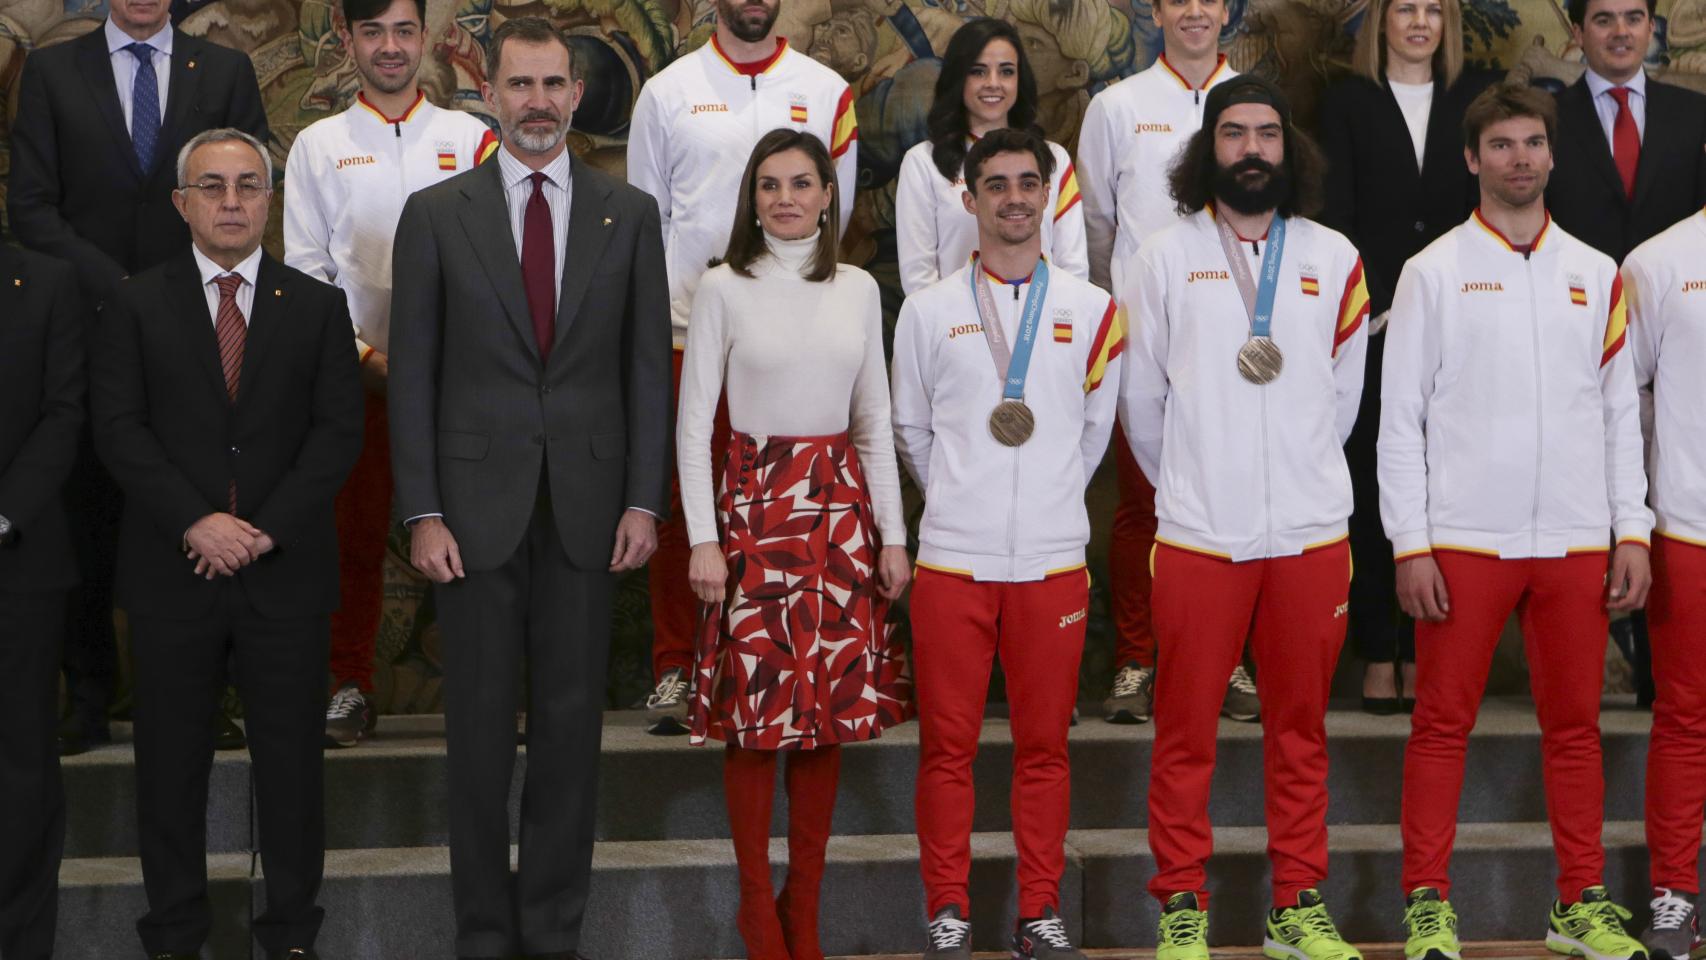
[6,26,270,303]
[0,244,85,593]
[1316,69,1498,314]
[389,155,672,572]
[1547,75,1706,262]
[90,250,363,619]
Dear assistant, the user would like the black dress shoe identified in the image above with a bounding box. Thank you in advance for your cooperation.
[1361,695,1403,716]
[214,711,246,751]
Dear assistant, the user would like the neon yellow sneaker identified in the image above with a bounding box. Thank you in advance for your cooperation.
[1264,889,1364,960]
[1403,887,1463,960]
[1157,892,1211,960]
[1547,886,1650,960]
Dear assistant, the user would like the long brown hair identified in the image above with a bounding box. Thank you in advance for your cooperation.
[1167,120,1329,219]
[1350,0,1464,88]
[717,129,841,282]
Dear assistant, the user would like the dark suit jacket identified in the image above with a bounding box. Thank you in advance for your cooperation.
[0,244,85,593]
[90,250,363,619]
[1317,70,1499,314]
[1547,75,1706,262]
[6,26,270,303]
[389,154,671,572]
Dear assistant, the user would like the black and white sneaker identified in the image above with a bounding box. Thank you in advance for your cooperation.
[925,904,973,958]
[645,667,690,735]
[1222,664,1260,722]
[1012,906,1086,959]
[324,683,374,748]
[1104,662,1154,723]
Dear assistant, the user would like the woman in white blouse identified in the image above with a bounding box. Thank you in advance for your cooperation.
[894,18,1089,296]
[677,128,911,960]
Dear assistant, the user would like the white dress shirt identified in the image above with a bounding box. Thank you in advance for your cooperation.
[105,18,171,134]
[496,144,572,294]
[1586,67,1648,150]
[1388,78,1433,172]
[191,244,263,328]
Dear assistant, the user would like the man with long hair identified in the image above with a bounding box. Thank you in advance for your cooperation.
[1120,74,1369,960]
[283,0,498,749]
[626,0,858,735]
[1380,83,1651,960]
[893,127,1123,960]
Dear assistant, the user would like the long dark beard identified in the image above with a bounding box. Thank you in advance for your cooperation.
[1212,157,1289,216]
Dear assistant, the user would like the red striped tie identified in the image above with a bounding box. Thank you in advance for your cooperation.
[214,274,245,513]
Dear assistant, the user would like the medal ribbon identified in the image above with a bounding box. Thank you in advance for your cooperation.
[1214,209,1287,339]
[971,255,1051,401]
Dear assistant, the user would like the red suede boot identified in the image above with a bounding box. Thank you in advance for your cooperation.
[725,745,789,960]
[777,745,841,960]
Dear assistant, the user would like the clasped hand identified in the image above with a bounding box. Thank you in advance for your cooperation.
[184,513,275,580]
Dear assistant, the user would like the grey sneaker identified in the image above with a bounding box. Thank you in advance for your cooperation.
[1013,906,1086,959]
[1104,662,1154,723]
[1223,664,1260,722]
[644,667,690,735]
[1642,888,1701,960]
[324,683,373,748]
[924,904,973,958]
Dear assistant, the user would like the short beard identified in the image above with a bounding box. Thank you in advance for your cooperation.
[505,114,569,154]
[1212,157,1289,216]
[717,0,778,43]
[357,57,418,95]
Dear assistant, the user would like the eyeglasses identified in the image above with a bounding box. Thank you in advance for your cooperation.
[179,179,270,201]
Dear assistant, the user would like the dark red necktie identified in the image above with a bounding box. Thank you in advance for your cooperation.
[214,274,245,513]
[1609,86,1640,200]
[521,171,557,359]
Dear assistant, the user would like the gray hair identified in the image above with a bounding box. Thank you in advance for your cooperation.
[485,17,578,84]
[176,128,273,187]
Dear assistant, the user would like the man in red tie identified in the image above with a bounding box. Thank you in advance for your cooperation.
[89,127,364,960]
[1544,0,1706,263]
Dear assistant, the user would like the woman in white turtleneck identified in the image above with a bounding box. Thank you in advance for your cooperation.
[676,128,911,960]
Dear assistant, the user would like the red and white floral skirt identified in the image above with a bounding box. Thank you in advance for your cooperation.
[687,430,913,750]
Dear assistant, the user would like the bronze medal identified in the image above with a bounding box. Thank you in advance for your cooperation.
[1236,336,1284,385]
[988,399,1035,446]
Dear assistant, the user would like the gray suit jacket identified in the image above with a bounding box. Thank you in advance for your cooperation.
[389,153,671,572]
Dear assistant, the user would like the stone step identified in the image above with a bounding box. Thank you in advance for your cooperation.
[61,697,1652,858]
[55,822,1686,960]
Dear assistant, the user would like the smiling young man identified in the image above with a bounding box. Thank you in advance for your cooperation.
[1119,74,1369,960]
[1545,0,1706,262]
[1076,0,1259,728]
[283,0,497,749]
[1379,83,1653,960]
[891,127,1122,960]
[625,0,858,735]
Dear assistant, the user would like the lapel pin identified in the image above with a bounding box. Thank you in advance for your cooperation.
[274,289,283,297]
[602,217,612,226]
[187,60,196,69]
[12,278,20,287]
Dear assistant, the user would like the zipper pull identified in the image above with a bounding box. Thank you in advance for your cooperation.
[750,74,757,91]
[1012,282,1020,301]
[394,121,401,138]
[1250,239,1260,256]
[1195,88,1200,105]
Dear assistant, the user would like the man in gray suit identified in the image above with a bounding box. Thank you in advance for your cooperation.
[387,17,670,959]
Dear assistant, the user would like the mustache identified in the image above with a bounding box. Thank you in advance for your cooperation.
[520,110,562,125]
[996,204,1036,216]
[1229,157,1277,177]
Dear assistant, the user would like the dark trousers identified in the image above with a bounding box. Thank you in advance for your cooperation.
[0,590,67,960]
[130,585,327,955]
[436,477,614,958]
[1345,331,1415,664]
[64,447,119,732]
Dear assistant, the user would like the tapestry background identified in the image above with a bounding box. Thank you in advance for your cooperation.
[2,0,1698,712]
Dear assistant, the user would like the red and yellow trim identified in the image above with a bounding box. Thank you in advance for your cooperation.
[709,34,787,77]
[1394,547,1433,563]
[1433,543,1502,558]
[1602,273,1628,367]
[915,560,975,578]
[474,129,501,166]
[1084,301,1125,393]
[830,86,858,159]
[1471,207,1551,254]
[356,89,426,125]
[1658,530,1706,548]
[1153,537,1233,561]
[1333,257,1369,358]
[1054,162,1081,221]
[1158,52,1229,91]
[1615,536,1650,550]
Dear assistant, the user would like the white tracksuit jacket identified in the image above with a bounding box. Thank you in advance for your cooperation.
[626,36,858,347]
[891,261,1124,581]
[1119,208,1371,561]
[894,138,1087,295]
[1077,54,1236,293]
[283,92,497,357]
[1624,208,1706,546]
[1378,210,1653,560]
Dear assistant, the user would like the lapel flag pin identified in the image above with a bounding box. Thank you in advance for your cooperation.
[602,217,612,226]
[187,60,196,69]
[13,278,21,287]
[275,289,283,297]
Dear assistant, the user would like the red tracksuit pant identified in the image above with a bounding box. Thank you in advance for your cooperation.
[1108,427,1158,667]
[1646,535,1706,895]
[912,567,1089,919]
[1402,551,1610,900]
[329,395,391,692]
[1147,540,1351,909]
[648,348,730,680]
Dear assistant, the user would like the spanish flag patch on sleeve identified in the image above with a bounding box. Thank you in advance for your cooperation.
[1602,274,1628,366]
[474,129,500,166]
[1083,301,1125,393]
[1055,163,1081,222]
[830,87,858,159]
[1333,258,1370,358]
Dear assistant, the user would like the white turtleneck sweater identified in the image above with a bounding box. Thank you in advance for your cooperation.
[677,231,906,549]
